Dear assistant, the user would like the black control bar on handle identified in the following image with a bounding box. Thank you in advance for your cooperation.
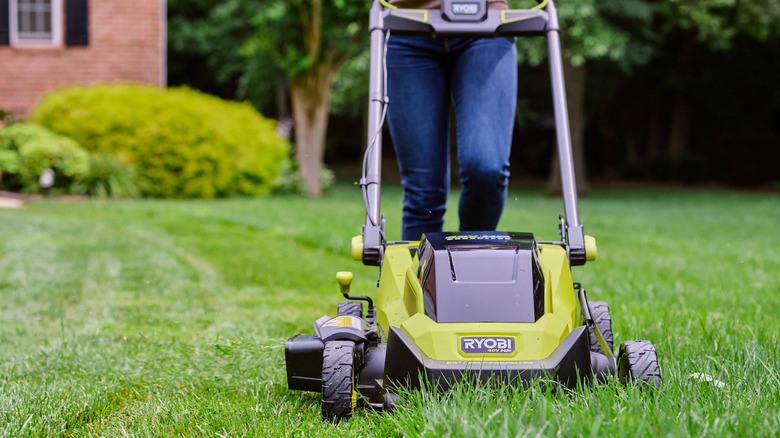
[384,8,550,37]
[362,0,587,266]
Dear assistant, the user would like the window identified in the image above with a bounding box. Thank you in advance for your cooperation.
[9,0,62,46]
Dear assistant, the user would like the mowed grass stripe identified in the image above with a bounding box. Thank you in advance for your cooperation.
[0,184,777,436]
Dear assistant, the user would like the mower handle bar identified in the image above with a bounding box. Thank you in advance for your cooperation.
[362,0,587,266]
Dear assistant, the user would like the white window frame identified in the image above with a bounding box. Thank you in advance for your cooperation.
[9,0,63,47]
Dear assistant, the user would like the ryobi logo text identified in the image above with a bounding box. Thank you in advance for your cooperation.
[452,3,479,15]
[461,336,515,354]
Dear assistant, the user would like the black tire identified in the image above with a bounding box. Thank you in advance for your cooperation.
[338,301,363,318]
[617,340,662,388]
[322,341,356,422]
[587,301,613,354]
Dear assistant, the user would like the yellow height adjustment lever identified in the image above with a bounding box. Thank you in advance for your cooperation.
[336,271,354,296]
[335,271,376,323]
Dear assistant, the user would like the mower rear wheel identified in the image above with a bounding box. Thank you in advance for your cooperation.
[617,340,662,388]
[587,301,613,354]
[321,341,357,422]
[338,301,363,318]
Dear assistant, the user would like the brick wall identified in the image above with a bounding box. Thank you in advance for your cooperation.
[0,0,166,119]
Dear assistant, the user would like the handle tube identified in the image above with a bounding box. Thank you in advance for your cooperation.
[546,0,586,265]
[362,1,387,266]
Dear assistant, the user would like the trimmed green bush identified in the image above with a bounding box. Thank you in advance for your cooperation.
[273,160,336,195]
[32,84,289,199]
[18,136,90,192]
[79,153,144,199]
[0,122,89,193]
[0,122,54,150]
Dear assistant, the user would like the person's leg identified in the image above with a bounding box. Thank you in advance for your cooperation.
[451,37,517,231]
[386,35,451,241]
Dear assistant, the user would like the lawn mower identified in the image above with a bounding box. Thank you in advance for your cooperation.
[285,0,661,421]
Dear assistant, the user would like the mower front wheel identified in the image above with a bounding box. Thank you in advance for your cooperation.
[321,340,357,421]
[617,340,662,389]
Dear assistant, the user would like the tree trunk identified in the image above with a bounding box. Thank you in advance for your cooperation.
[290,65,334,196]
[666,31,695,161]
[547,58,590,196]
[667,89,690,159]
[647,111,663,156]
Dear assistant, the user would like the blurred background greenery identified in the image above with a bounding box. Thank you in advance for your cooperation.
[2,0,777,199]
[167,0,780,192]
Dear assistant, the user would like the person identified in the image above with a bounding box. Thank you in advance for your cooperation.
[386,0,517,241]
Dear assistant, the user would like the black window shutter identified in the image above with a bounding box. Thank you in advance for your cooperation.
[0,0,10,46]
[66,0,89,46]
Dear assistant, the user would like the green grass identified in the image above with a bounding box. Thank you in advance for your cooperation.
[0,183,778,436]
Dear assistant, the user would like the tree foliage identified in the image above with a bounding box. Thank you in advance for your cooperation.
[165,0,780,188]
[513,0,655,69]
[167,0,279,116]
[661,0,780,49]
[247,0,366,80]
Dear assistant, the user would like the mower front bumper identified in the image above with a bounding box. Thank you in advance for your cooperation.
[384,326,593,390]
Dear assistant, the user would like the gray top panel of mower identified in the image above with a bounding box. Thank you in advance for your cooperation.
[419,232,542,323]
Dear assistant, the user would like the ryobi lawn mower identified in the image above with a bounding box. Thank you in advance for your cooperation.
[285,0,661,421]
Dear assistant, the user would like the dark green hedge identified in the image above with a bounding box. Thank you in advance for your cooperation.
[32,84,289,198]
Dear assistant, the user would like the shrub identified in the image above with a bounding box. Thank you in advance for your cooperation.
[18,136,90,192]
[78,153,144,199]
[0,123,89,193]
[678,153,707,184]
[0,122,54,151]
[32,84,289,198]
[646,152,675,181]
[711,133,777,186]
[619,160,643,180]
[273,160,335,195]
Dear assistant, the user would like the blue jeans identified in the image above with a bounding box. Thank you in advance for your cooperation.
[386,35,517,241]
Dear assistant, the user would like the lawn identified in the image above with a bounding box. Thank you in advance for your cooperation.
[0,183,778,436]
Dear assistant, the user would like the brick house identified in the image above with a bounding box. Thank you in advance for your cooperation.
[0,0,166,119]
